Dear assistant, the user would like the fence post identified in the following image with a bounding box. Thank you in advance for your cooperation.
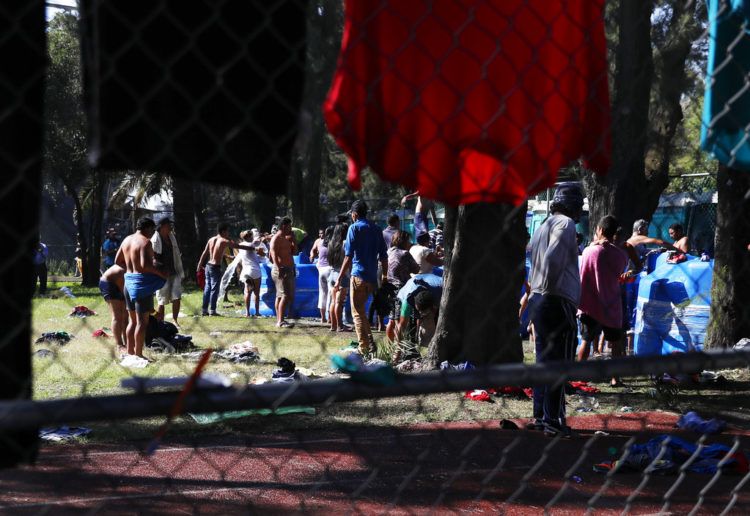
[0,1,45,467]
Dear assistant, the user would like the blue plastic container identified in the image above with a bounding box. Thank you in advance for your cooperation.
[633,254,712,355]
[258,263,321,318]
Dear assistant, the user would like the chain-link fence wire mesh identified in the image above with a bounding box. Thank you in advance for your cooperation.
[5,0,750,512]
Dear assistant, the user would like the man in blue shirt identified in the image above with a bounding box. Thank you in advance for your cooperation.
[334,200,388,354]
[102,228,120,268]
[32,238,48,295]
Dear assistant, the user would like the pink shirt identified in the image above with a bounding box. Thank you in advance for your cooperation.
[578,242,627,328]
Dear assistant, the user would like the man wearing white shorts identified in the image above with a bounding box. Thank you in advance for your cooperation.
[152,217,184,327]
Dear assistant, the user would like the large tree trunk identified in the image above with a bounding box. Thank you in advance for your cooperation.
[584,0,654,235]
[83,172,104,286]
[585,0,701,235]
[290,0,343,233]
[247,192,278,233]
[172,176,198,274]
[426,203,526,368]
[705,165,750,348]
[63,179,90,283]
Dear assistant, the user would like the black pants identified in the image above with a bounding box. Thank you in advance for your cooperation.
[529,294,577,426]
[33,263,47,294]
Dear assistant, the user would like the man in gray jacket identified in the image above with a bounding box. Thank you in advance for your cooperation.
[527,182,583,438]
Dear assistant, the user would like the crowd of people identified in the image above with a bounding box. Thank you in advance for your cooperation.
[523,183,695,438]
[74,193,446,360]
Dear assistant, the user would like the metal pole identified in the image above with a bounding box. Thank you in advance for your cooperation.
[1,350,748,431]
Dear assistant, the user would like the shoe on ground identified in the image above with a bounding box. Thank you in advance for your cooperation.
[541,421,576,438]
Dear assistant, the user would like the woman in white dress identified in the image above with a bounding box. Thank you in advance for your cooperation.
[239,229,267,317]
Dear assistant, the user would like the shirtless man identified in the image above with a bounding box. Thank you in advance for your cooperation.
[668,223,690,254]
[197,223,256,316]
[115,217,167,358]
[99,264,127,352]
[625,219,680,272]
[401,191,437,235]
[269,217,297,327]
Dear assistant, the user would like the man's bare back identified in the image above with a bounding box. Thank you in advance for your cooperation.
[206,235,231,266]
[116,233,163,276]
[101,264,126,292]
[270,232,295,268]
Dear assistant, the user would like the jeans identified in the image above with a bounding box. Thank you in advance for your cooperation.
[529,294,577,426]
[350,276,375,353]
[202,263,222,314]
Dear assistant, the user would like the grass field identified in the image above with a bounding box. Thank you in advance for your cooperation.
[31,281,750,443]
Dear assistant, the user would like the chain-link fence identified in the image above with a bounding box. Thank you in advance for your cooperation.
[5,0,750,513]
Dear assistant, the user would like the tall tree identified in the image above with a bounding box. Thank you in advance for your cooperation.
[289,0,344,232]
[584,0,703,236]
[45,12,105,286]
[426,203,526,368]
[705,166,750,347]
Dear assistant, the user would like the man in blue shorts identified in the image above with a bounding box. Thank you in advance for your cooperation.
[116,218,167,357]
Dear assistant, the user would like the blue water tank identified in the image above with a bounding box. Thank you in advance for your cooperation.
[258,263,321,318]
[633,254,712,355]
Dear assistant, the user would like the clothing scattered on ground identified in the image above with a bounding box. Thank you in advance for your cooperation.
[569,381,600,394]
[440,361,475,371]
[216,344,261,364]
[677,411,727,435]
[35,331,73,344]
[147,335,195,354]
[80,0,306,193]
[189,406,316,425]
[121,373,231,392]
[34,349,53,358]
[119,355,149,368]
[330,352,396,386]
[59,286,75,298]
[324,0,610,204]
[464,389,495,402]
[394,359,425,373]
[593,435,749,475]
[272,357,309,383]
[69,306,96,317]
[40,426,91,442]
[92,328,109,338]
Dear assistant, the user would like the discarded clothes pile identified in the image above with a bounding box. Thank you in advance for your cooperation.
[464,389,496,402]
[181,342,260,363]
[92,328,109,338]
[35,331,73,344]
[272,357,308,383]
[147,335,195,354]
[330,353,396,386]
[593,435,749,475]
[677,411,727,435]
[440,361,475,371]
[69,306,96,317]
[40,426,91,442]
[189,406,316,425]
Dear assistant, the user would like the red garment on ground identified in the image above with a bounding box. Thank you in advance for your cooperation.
[324,0,610,205]
[568,381,600,394]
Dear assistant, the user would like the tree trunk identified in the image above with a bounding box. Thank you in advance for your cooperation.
[83,172,104,286]
[247,192,278,233]
[63,179,90,283]
[193,182,209,247]
[705,165,750,348]
[172,176,198,274]
[585,1,701,236]
[426,203,526,368]
[584,0,654,236]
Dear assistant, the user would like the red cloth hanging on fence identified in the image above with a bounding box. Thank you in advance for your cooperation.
[324,0,611,206]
